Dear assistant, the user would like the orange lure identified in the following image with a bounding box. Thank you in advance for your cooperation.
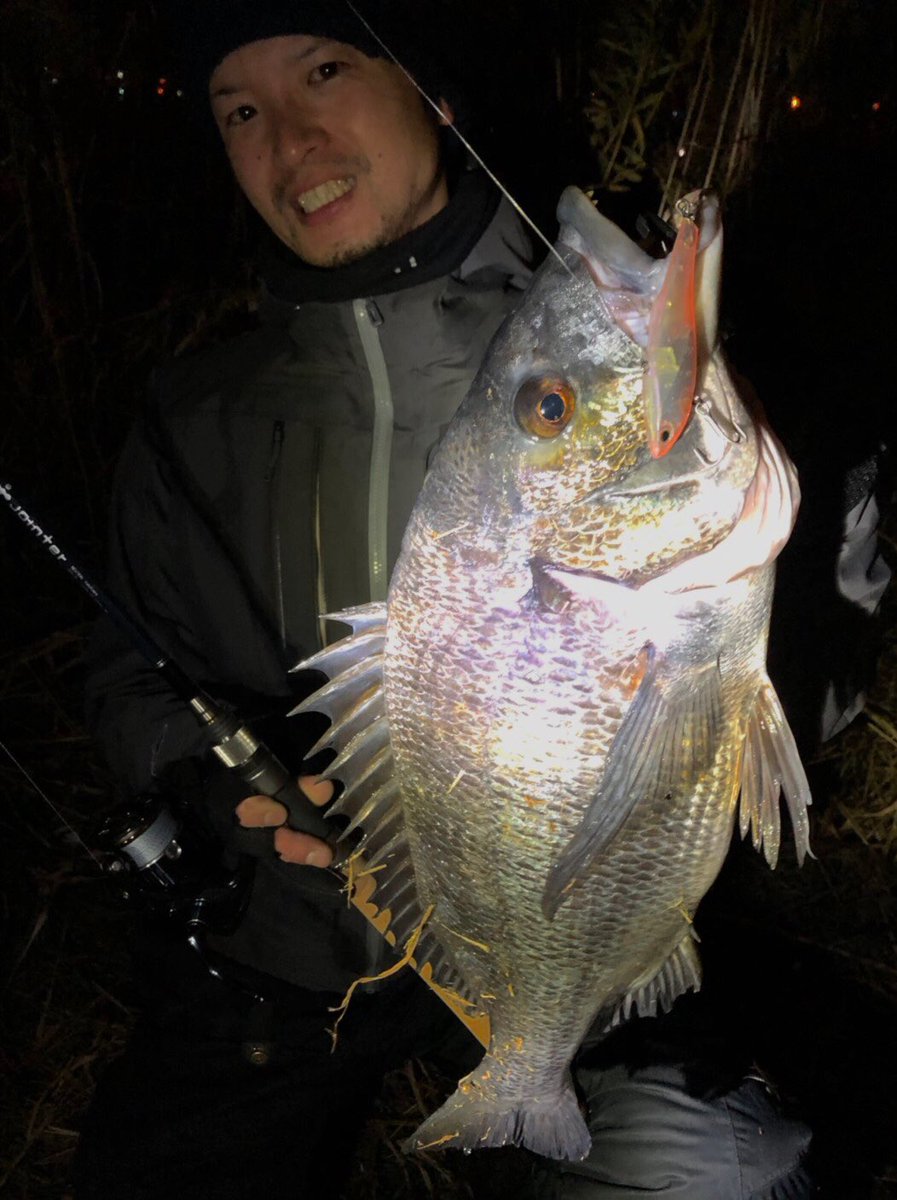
[644,214,699,458]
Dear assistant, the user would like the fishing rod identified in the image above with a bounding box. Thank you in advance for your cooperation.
[2,479,348,1009]
[0,479,334,848]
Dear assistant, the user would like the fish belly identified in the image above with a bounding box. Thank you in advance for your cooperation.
[386,571,754,1159]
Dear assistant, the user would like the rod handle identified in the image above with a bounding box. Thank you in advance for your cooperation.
[211,725,335,843]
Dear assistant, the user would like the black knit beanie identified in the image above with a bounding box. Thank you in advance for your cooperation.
[169,0,453,109]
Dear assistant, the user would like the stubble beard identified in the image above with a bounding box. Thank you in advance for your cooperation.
[279,166,447,270]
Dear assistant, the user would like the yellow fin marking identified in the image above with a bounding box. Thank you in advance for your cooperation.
[343,866,393,937]
[418,962,490,1048]
[337,854,493,1048]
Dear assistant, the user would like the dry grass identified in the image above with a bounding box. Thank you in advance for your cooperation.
[823,708,897,860]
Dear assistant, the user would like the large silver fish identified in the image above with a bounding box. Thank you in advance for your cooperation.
[292,188,811,1161]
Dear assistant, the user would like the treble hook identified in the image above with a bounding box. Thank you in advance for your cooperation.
[692,394,747,465]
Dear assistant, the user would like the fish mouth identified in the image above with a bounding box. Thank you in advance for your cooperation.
[296,176,356,215]
[596,390,746,501]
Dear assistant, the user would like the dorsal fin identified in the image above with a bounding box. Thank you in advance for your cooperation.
[290,604,483,1019]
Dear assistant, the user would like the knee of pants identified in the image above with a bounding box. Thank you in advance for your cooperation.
[527,1063,813,1200]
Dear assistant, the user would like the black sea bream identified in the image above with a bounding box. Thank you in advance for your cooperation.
[293,189,811,1160]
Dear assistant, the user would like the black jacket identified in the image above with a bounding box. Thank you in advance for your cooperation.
[86,190,532,993]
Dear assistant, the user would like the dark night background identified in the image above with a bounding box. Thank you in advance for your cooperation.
[1,0,896,1196]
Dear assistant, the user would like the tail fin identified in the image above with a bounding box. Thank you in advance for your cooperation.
[404,1059,590,1161]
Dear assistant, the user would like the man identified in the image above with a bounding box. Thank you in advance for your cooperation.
[75,3,813,1196]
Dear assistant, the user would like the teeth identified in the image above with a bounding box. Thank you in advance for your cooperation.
[298,177,354,214]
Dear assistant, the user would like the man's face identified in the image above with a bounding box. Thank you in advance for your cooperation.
[210,36,451,268]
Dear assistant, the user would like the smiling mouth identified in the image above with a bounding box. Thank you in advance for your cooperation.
[297,177,356,214]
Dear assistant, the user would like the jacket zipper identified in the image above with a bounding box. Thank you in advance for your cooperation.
[352,297,394,983]
[265,419,287,650]
[312,428,328,650]
[352,298,393,603]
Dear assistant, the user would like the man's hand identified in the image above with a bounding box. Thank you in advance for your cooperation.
[236,775,335,867]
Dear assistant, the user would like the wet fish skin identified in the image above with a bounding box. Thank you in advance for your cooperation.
[295,188,809,1161]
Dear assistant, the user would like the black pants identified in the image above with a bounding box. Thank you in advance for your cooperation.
[73,937,813,1199]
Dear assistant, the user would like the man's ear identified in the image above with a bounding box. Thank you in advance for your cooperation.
[437,97,455,126]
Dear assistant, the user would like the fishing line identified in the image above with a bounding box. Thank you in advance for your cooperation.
[343,0,574,278]
[0,738,105,869]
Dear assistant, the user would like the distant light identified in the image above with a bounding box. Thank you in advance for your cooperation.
[789,94,802,110]
[872,100,881,112]
[116,69,124,80]
[50,77,59,85]
[176,89,183,97]
[159,77,167,85]
[677,146,686,158]
[156,86,165,96]
[118,87,125,96]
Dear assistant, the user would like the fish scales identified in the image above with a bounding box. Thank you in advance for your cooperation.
[387,554,756,1043]
[294,187,810,1161]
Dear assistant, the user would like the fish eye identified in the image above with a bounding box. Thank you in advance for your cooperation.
[513,376,576,439]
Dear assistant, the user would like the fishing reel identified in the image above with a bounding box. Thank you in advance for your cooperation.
[95,794,278,1024]
[95,793,253,935]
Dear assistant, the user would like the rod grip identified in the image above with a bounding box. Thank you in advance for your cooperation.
[270,776,335,844]
[213,732,336,844]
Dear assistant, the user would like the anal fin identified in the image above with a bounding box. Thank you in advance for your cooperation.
[610,928,702,1028]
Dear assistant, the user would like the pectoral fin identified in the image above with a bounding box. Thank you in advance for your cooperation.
[542,646,723,919]
[739,678,812,868]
